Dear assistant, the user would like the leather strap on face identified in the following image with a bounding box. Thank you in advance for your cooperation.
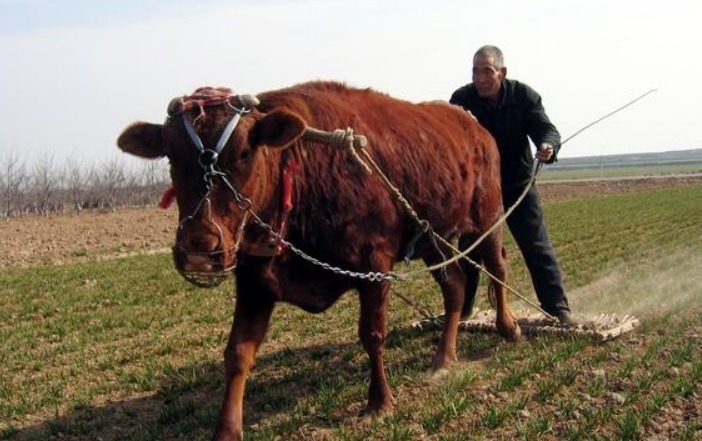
[171,88,260,187]
[181,102,253,191]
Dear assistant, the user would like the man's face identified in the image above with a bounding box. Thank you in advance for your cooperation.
[472,54,505,102]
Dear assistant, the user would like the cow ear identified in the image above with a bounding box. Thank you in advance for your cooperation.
[254,110,306,149]
[117,122,164,159]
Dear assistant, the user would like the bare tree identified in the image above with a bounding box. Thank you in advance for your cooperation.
[122,165,142,207]
[83,164,102,210]
[98,158,125,210]
[135,160,169,206]
[30,154,60,215]
[64,157,87,213]
[0,153,170,216]
[0,152,28,218]
[143,160,169,188]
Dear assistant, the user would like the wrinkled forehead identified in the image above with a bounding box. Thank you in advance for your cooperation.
[472,54,500,71]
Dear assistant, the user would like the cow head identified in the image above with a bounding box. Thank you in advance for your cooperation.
[117,87,306,287]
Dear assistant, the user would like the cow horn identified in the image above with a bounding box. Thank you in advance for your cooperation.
[167,97,183,116]
[237,94,260,108]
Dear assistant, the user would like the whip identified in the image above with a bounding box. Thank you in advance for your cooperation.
[561,88,657,147]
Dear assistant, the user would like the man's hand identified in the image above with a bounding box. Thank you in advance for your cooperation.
[536,143,555,162]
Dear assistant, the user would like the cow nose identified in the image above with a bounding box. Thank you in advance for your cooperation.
[181,232,220,254]
[176,219,224,254]
[182,253,213,273]
[175,231,222,275]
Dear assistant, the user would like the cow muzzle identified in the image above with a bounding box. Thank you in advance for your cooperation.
[172,214,246,288]
[172,246,235,288]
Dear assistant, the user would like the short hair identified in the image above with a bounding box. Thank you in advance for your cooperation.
[474,45,504,69]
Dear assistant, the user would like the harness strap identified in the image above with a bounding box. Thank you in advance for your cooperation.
[182,116,206,151]
[182,110,244,156]
[215,112,243,152]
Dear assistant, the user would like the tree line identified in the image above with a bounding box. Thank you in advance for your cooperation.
[0,153,170,218]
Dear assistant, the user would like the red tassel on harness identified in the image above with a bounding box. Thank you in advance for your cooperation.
[282,161,300,213]
[158,186,176,209]
[276,160,300,243]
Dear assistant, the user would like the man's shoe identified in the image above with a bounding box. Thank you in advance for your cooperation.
[556,310,576,326]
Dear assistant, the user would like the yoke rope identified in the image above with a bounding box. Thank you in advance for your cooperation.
[327,129,554,320]
[322,87,658,320]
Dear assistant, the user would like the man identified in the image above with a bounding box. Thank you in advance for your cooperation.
[450,45,573,325]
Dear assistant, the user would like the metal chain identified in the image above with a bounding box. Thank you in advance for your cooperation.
[209,137,526,289]
[217,172,399,281]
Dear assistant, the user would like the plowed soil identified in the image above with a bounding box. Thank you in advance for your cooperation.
[1,175,700,270]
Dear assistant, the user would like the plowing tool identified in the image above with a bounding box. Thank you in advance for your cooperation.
[412,309,640,342]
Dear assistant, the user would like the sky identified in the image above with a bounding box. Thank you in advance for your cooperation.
[1,0,701,167]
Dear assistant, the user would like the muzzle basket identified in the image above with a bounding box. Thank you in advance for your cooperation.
[172,247,235,288]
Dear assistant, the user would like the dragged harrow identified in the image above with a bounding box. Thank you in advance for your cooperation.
[412,309,640,342]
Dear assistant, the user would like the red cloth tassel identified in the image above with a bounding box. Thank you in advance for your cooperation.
[282,161,300,213]
[158,186,176,209]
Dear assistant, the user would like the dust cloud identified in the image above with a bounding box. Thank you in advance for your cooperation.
[567,245,702,318]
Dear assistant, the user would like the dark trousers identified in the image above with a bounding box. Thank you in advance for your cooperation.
[460,183,570,316]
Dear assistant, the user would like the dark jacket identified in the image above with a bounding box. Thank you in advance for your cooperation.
[450,79,561,189]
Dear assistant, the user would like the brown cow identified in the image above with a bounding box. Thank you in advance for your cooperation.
[117,81,520,441]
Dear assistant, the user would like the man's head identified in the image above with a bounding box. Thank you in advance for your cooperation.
[472,45,506,103]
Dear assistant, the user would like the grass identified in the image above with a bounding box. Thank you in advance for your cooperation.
[537,162,702,181]
[1,183,702,440]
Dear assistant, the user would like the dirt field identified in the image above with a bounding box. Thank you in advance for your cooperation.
[2,175,701,441]
[1,175,701,270]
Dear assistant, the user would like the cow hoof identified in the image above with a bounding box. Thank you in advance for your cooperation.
[499,322,522,342]
[212,421,243,441]
[212,430,243,441]
[430,367,451,381]
[431,352,457,372]
[360,402,394,418]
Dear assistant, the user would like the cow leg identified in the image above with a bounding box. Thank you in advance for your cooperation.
[358,280,394,416]
[458,236,483,320]
[482,241,521,341]
[213,296,274,441]
[429,260,465,371]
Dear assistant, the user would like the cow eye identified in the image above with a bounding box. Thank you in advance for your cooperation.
[238,150,251,163]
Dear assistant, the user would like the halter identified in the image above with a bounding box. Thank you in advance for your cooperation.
[168,88,260,287]
[169,89,259,188]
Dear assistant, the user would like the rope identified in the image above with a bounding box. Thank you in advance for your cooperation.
[390,286,435,319]
[560,89,657,146]
[358,148,425,222]
[338,132,556,320]
[329,87,659,320]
